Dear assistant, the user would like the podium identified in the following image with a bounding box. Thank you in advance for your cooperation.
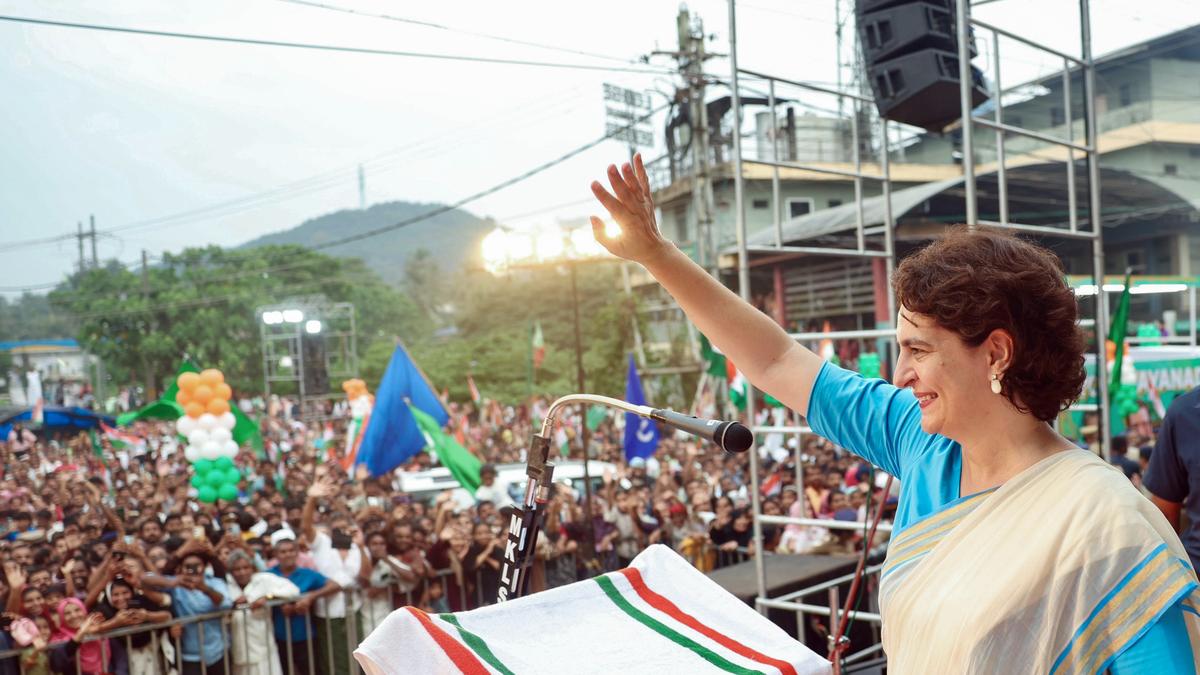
[356,545,831,675]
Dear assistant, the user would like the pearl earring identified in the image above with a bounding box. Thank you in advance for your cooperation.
[990,373,1002,395]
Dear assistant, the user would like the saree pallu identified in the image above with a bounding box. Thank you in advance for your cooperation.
[880,449,1200,674]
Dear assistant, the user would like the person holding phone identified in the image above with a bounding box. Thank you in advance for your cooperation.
[301,476,372,675]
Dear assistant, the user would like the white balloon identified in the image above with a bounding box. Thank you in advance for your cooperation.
[209,427,232,444]
[188,429,210,447]
[198,413,218,431]
[223,440,239,458]
[200,441,221,460]
[184,444,200,463]
[219,412,236,431]
[176,416,196,436]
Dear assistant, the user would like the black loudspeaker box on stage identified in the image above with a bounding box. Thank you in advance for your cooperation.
[300,332,329,396]
[857,0,988,131]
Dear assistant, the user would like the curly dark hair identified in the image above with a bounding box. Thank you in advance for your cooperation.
[892,227,1086,422]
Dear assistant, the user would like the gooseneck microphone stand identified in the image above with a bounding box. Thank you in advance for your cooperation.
[496,394,753,603]
[496,394,653,603]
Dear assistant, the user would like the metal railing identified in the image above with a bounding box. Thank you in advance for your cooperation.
[0,565,512,675]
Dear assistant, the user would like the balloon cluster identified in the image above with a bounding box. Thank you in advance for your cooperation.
[341,378,369,399]
[174,369,240,503]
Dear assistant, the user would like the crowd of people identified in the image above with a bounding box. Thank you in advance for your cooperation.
[0,382,1158,675]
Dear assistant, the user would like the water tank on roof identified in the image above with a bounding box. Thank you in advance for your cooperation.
[755,110,853,164]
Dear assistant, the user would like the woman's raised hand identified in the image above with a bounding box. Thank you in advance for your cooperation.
[590,153,671,266]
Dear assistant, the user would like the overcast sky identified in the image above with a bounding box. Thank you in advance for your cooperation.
[1,0,1195,294]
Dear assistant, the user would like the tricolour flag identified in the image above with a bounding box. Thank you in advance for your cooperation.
[1107,270,1133,404]
[532,321,545,369]
[624,355,659,461]
[467,375,481,406]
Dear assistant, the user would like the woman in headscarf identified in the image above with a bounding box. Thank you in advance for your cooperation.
[48,597,109,675]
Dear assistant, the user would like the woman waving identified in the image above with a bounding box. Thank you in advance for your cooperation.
[590,154,1199,674]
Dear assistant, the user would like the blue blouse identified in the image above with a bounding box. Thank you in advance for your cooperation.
[806,361,1194,674]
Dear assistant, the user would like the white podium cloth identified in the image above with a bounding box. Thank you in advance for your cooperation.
[355,544,831,675]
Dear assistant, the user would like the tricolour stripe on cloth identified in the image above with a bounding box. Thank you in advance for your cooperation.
[882,487,996,579]
[593,574,764,675]
[617,568,797,675]
[1050,544,1198,675]
[404,607,491,675]
[438,614,516,675]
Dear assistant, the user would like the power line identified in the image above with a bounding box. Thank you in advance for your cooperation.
[0,83,589,254]
[0,14,675,75]
[273,0,647,66]
[5,103,669,299]
[309,101,671,252]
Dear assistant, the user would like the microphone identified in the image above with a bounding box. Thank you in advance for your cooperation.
[648,408,754,453]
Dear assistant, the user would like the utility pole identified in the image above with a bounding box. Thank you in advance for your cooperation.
[89,215,98,267]
[677,8,718,276]
[358,164,366,210]
[76,221,85,272]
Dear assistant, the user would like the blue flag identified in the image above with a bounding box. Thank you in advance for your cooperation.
[624,355,659,461]
[357,345,450,477]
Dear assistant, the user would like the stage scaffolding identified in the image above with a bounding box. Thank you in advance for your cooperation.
[725,0,1110,665]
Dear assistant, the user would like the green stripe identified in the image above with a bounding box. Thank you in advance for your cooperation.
[438,613,516,675]
[592,575,764,675]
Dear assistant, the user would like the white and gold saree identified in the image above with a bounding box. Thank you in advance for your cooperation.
[878,449,1200,674]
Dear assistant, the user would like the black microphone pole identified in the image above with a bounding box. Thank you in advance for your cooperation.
[497,394,753,603]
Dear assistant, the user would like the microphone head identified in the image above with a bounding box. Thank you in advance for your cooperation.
[719,422,754,453]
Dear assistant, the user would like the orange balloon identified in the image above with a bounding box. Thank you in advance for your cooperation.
[175,389,192,406]
[215,383,233,401]
[200,369,224,387]
[207,398,230,416]
[185,401,205,418]
[177,372,200,391]
[193,384,214,405]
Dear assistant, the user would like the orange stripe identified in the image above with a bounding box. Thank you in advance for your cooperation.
[405,607,491,675]
[618,568,797,675]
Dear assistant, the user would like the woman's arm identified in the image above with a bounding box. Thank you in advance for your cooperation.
[590,155,824,416]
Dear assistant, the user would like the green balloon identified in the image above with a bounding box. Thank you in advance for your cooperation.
[218,483,239,502]
[224,467,241,485]
[193,459,214,476]
[197,485,218,504]
[206,470,225,488]
[214,457,235,471]
[190,474,205,489]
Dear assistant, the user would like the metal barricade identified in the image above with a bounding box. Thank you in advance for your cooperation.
[0,577,438,675]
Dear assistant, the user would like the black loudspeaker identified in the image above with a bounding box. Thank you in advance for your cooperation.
[857,0,988,131]
[300,333,329,396]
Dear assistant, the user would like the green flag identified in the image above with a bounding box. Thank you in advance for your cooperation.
[698,334,727,378]
[117,360,198,426]
[409,403,482,493]
[1107,271,1133,404]
[232,406,265,459]
[586,405,608,431]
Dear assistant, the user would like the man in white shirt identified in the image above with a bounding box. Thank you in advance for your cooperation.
[303,476,373,675]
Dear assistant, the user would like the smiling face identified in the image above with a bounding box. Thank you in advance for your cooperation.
[62,601,85,629]
[894,307,994,439]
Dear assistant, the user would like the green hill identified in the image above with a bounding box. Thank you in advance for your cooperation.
[239,201,493,284]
